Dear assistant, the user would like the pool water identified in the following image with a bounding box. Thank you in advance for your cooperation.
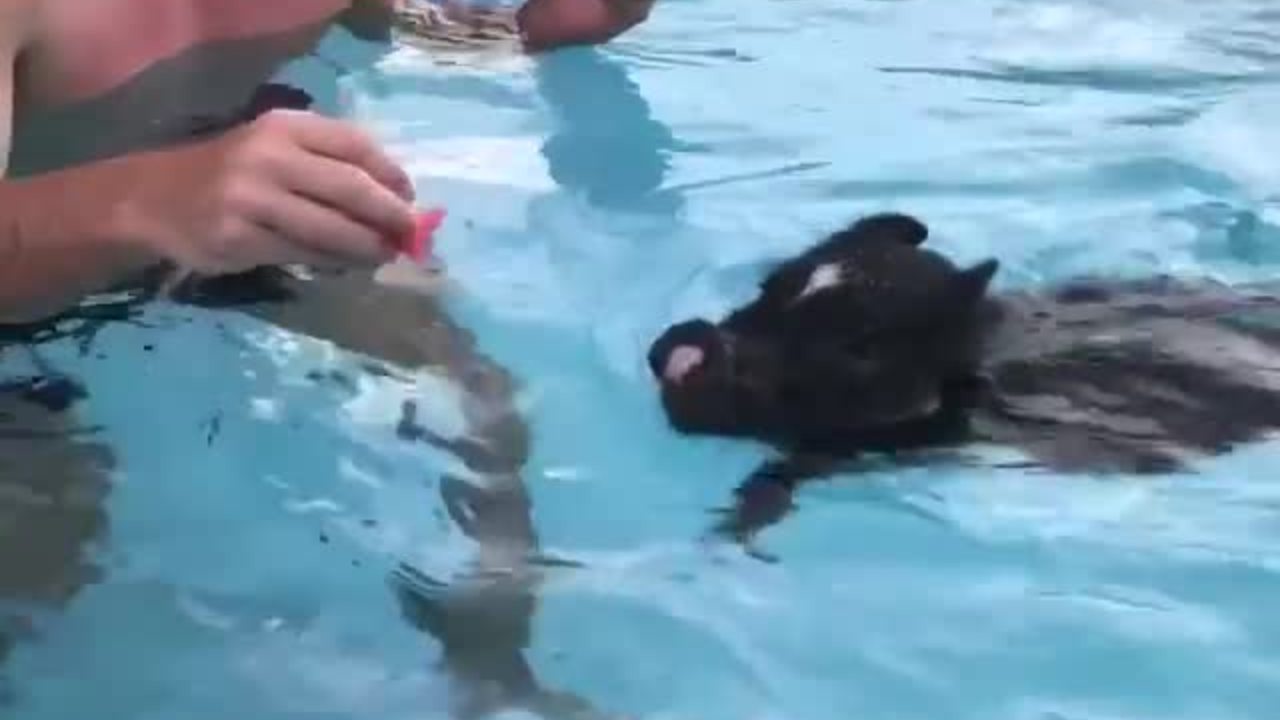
[6,1,1280,718]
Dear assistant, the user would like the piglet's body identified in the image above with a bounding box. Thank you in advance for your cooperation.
[648,211,1280,560]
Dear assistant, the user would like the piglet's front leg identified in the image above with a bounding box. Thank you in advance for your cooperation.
[707,453,842,563]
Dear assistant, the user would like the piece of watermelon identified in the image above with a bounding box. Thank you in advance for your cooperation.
[403,208,447,261]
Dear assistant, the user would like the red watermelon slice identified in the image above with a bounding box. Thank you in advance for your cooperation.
[402,208,447,261]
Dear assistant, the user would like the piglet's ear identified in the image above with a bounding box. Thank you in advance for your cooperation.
[848,212,929,247]
[952,258,999,305]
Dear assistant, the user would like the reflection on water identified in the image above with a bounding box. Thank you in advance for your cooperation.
[0,359,109,700]
[537,47,684,216]
[372,45,680,720]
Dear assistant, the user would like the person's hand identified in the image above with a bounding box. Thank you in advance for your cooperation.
[111,109,417,275]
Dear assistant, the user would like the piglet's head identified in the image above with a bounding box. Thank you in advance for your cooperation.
[646,318,782,437]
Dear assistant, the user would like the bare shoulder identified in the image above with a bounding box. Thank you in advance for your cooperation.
[0,0,39,174]
[0,0,40,53]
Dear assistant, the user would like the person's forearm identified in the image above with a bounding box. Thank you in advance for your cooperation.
[516,0,654,51]
[0,163,159,324]
[339,0,396,42]
[603,0,655,28]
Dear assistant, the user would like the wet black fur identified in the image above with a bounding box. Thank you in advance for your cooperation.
[647,212,1280,558]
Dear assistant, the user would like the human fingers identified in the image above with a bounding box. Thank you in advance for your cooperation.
[270,150,416,244]
[255,188,399,268]
[275,111,415,202]
[198,214,328,274]
[242,219,349,271]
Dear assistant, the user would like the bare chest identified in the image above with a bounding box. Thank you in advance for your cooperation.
[9,0,339,175]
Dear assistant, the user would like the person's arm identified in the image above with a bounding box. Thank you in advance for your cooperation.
[515,0,654,51]
[339,0,396,42]
[365,0,654,53]
[2,109,422,325]
[0,161,166,324]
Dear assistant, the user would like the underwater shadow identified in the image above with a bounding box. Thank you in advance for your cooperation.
[536,46,686,217]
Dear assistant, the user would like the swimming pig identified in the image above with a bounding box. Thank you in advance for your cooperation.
[647,212,1280,558]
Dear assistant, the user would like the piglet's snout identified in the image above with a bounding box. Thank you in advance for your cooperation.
[663,345,705,383]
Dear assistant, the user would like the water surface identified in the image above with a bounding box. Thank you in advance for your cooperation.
[6,1,1280,718]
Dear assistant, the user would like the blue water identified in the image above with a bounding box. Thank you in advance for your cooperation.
[8,1,1280,718]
